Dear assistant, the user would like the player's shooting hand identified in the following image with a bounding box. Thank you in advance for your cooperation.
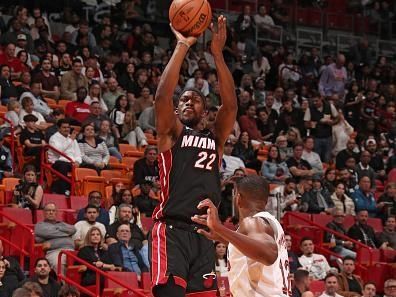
[170,23,197,47]
[210,15,227,56]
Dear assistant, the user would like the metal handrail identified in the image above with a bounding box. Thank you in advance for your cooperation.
[284,212,377,266]
[57,250,147,297]
[40,144,75,195]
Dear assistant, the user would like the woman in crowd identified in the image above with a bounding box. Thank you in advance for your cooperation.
[330,181,356,216]
[17,50,31,72]
[332,111,354,157]
[232,131,260,171]
[214,242,229,277]
[108,181,126,209]
[118,62,136,94]
[78,123,110,172]
[84,82,108,113]
[261,145,290,184]
[77,227,116,286]
[12,165,43,210]
[120,111,148,147]
[322,168,337,194]
[286,127,302,148]
[108,189,142,228]
[0,259,17,296]
[2,100,22,135]
[98,119,122,160]
[109,95,130,138]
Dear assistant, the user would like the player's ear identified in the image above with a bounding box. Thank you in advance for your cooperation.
[174,108,179,115]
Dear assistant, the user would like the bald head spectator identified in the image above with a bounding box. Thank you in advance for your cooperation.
[319,54,347,98]
[347,210,377,248]
[361,282,376,297]
[351,176,377,217]
[0,43,24,80]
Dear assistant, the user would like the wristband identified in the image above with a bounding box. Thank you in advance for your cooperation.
[178,40,190,48]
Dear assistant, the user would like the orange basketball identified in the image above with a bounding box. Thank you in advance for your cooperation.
[169,0,212,37]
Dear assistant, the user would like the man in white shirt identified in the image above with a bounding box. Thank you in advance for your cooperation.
[20,82,52,117]
[302,136,324,178]
[73,205,106,249]
[48,119,82,194]
[254,5,275,32]
[267,178,298,218]
[298,237,331,280]
[220,139,245,179]
[319,273,343,297]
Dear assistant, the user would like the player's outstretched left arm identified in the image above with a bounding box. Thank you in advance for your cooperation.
[211,16,238,149]
[192,199,278,266]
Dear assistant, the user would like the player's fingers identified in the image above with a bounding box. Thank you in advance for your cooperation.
[197,198,212,209]
[197,229,211,238]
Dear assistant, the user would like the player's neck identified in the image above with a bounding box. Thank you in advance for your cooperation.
[239,208,262,221]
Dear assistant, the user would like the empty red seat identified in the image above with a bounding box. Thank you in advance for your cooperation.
[367,217,383,232]
[2,207,33,225]
[42,193,69,209]
[312,214,332,227]
[296,8,309,25]
[310,280,325,297]
[308,8,322,27]
[70,195,88,210]
[357,248,381,265]
[343,215,355,230]
[284,212,311,226]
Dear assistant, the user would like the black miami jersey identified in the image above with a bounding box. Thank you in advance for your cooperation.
[152,126,221,222]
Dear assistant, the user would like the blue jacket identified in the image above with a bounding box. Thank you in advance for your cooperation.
[108,242,148,274]
[351,188,377,217]
[77,207,109,226]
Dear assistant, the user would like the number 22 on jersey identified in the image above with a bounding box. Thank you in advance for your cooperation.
[194,152,216,170]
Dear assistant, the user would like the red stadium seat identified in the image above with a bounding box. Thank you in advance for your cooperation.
[70,195,88,210]
[367,217,383,232]
[388,168,396,183]
[312,214,332,227]
[284,212,311,226]
[42,194,69,209]
[141,272,151,292]
[357,248,381,265]
[310,280,325,297]
[343,215,355,230]
[2,207,33,225]
[105,272,139,289]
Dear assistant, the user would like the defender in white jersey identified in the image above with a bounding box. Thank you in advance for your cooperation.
[192,176,291,297]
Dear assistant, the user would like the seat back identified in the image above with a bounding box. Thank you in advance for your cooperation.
[100,170,123,183]
[312,214,332,227]
[70,195,88,210]
[42,194,69,209]
[343,215,356,230]
[2,178,20,191]
[367,217,383,232]
[122,157,139,170]
[244,168,258,175]
[119,144,137,156]
[74,168,98,181]
[310,280,325,297]
[105,271,139,289]
[2,207,33,225]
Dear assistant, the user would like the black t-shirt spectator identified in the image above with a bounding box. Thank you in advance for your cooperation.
[0,77,18,101]
[286,157,312,182]
[133,158,159,186]
[20,128,44,154]
[33,72,59,92]
[134,194,159,217]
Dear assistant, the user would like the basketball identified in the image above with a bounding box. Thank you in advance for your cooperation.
[169,0,212,37]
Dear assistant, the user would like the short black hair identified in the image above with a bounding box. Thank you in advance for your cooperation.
[343,255,355,263]
[285,177,296,184]
[294,269,309,282]
[178,87,207,110]
[324,272,338,281]
[300,236,313,245]
[85,204,99,213]
[235,175,269,205]
[23,114,38,123]
[34,257,50,267]
[57,118,70,128]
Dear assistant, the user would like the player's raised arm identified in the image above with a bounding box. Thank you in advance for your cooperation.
[155,26,197,142]
[211,16,238,147]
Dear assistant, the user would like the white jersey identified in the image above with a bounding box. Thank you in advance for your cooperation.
[228,211,290,297]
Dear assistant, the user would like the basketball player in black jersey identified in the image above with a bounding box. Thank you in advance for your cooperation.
[149,15,237,297]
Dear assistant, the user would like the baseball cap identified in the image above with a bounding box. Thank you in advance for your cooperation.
[366,139,376,146]
[17,34,27,41]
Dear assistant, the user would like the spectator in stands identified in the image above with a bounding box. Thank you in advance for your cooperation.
[214,242,229,277]
[133,146,159,187]
[0,43,24,81]
[377,183,396,220]
[332,111,354,157]
[134,86,154,116]
[338,256,363,297]
[262,145,291,184]
[351,176,377,217]
[325,210,356,258]
[0,240,25,291]
[219,168,246,221]
[48,119,81,194]
[319,54,347,99]
[134,180,159,217]
[284,233,301,274]
[256,107,275,141]
[331,181,356,216]
[12,287,38,297]
[383,279,396,297]
[0,257,18,296]
[137,106,156,134]
[0,65,18,104]
[376,215,396,250]
[34,203,76,273]
[266,178,298,218]
[20,115,46,169]
[108,189,141,226]
[77,226,116,286]
[58,284,80,297]
[12,165,43,210]
[103,77,125,111]
[20,82,52,118]
[108,223,148,279]
[22,258,60,297]
[291,269,311,297]
[232,131,260,171]
[221,139,246,179]
[78,122,110,172]
[70,20,96,49]
[270,0,289,28]
[254,5,275,34]
[364,139,386,181]
[60,59,88,101]
[73,205,106,249]
[298,237,331,280]
[286,143,315,182]
[302,136,324,178]
[84,82,107,112]
[109,95,129,137]
[3,100,22,135]
[361,282,376,297]
[19,97,50,131]
[320,273,342,297]
[64,87,91,125]
[98,119,122,160]
[120,111,148,147]
[32,58,60,100]
[336,138,359,170]
[83,102,110,131]
[304,92,339,163]
[355,151,376,188]
[322,168,337,194]
[77,191,109,226]
[275,97,305,137]
[347,210,377,248]
[301,177,335,214]
[0,133,13,181]
[239,104,262,143]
